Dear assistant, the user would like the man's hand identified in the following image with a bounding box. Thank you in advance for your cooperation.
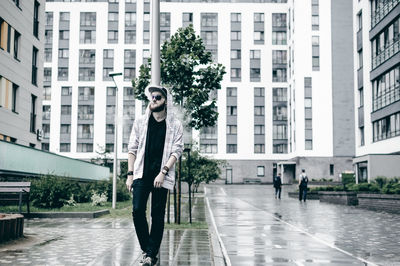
[126,175,134,191]
[154,172,165,188]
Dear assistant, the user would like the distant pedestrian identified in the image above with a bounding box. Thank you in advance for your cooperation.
[273,173,282,199]
[126,85,183,266]
[298,169,308,202]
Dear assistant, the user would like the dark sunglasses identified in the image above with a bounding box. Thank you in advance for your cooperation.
[152,95,163,101]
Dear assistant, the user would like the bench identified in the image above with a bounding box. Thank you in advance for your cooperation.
[0,182,31,213]
[243,178,261,184]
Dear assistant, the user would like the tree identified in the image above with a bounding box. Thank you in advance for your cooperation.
[132,25,226,129]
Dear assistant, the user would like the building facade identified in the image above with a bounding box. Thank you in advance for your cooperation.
[353,0,400,182]
[43,0,355,183]
[0,0,45,148]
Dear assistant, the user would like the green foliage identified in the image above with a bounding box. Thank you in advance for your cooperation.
[30,175,130,209]
[31,175,71,208]
[132,25,226,130]
[180,147,224,192]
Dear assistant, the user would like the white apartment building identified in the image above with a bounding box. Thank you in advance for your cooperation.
[353,0,400,182]
[0,0,45,148]
[43,0,355,183]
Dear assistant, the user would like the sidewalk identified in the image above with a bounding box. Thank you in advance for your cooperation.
[0,194,223,265]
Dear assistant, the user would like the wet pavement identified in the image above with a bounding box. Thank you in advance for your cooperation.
[205,184,400,266]
[0,196,214,265]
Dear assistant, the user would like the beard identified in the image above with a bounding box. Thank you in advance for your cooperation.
[150,101,166,112]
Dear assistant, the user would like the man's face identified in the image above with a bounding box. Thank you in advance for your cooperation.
[149,92,166,112]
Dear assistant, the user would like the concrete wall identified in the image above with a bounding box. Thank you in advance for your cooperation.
[295,156,353,181]
[369,155,400,179]
[224,159,275,184]
[331,0,355,157]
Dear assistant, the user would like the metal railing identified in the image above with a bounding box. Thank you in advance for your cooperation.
[373,84,400,111]
[372,39,400,69]
[371,0,399,28]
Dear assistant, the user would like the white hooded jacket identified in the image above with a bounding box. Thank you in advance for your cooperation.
[127,87,183,190]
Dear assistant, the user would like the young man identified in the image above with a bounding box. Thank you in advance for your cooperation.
[273,172,282,199]
[126,85,183,266]
[298,169,308,202]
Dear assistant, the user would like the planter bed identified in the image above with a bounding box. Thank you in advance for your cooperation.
[288,191,319,200]
[0,213,24,243]
[357,194,400,214]
[318,191,358,206]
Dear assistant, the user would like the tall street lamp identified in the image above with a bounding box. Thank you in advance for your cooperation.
[109,72,122,209]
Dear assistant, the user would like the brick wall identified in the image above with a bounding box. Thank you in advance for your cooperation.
[357,194,400,214]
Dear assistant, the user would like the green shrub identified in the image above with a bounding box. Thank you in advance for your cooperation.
[347,183,380,193]
[382,182,400,194]
[31,175,71,208]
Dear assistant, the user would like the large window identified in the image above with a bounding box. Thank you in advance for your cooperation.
[79,49,95,64]
[31,47,38,86]
[33,1,40,38]
[0,19,21,60]
[80,12,96,26]
[0,76,18,113]
[373,112,400,142]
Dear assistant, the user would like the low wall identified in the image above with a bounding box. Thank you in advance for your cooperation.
[318,191,358,206]
[0,213,24,243]
[288,191,319,200]
[357,194,400,214]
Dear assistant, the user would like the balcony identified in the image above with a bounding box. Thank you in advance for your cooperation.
[373,84,400,111]
[371,0,400,28]
[372,39,400,70]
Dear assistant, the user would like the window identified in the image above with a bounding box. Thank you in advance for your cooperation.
[231,13,241,22]
[58,48,69,59]
[78,87,94,101]
[227,87,237,96]
[160,13,170,27]
[231,49,241,59]
[358,50,363,69]
[305,140,313,150]
[79,68,95,81]
[30,94,37,133]
[273,125,287,139]
[43,86,51,100]
[80,30,96,44]
[108,31,118,43]
[59,30,69,40]
[108,12,119,22]
[201,31,217,45]
[254,87,265,97]
[201,13,217,27]
[231,31,241,41]
[107,87,116,96]
[330,164,334,176]
[0,76,18,113]
[106,124,115,134]
[45,30,53,45]
[254,125,265,135]
[124,68,136,81]
[230,68,241,79]
[257,166,265,177]
[250,68,260,80]
[357,12,362,31]
[104,49,114,59]
[0,19,20,59]
[273,106,287,120]
[33,1,40,38]
[125,30,136,44]
[272,50,287,64]
[254,31,264,42]
[254,13,264,23]
[78,105,94,120]
[61,87,72,96]
[125,12,136,26]
[227,144,237,153]
[32,47,38,86]
[43,124,50,139]
[182,13,193,27]
[273,88,287,101]
[80,12,96,26]
[272,13,287,27]
[273,143,287,153]
[79,50,95,64]
[60,12,70,22]
[77,124,94,139]
[77,143,93,153]
[200,144,217,154]
[227,125,237,135]
[272,68,287,82]
[360,127,365,146]
[61,105,71,115]
[254,144,265,154]
[45,48,52,62]
[250,50,261,59]
[272,32,287,45]
[60,143,71,152]
[312,0,319,30]
[312,36,320,71]
[254,106,265,116]
[227,106,237,116]
[44,68,51,82]
[103,68,113,81]
[58,68,68,80]
[42,143,49,151]
[124,50,136,64]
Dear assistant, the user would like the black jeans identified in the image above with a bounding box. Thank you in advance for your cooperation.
[274,187,281,199]
[299,186,307,201]
[132,178,168,258]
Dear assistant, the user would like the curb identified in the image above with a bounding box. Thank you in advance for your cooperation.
[22,209,110,219]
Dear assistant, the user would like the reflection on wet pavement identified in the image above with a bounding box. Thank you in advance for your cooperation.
[205,185,400,266]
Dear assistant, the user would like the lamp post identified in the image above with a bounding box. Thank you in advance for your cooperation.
[109,72,122,209]
[184,145,192,223]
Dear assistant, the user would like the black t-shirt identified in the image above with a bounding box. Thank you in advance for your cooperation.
[142,114,166,184]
